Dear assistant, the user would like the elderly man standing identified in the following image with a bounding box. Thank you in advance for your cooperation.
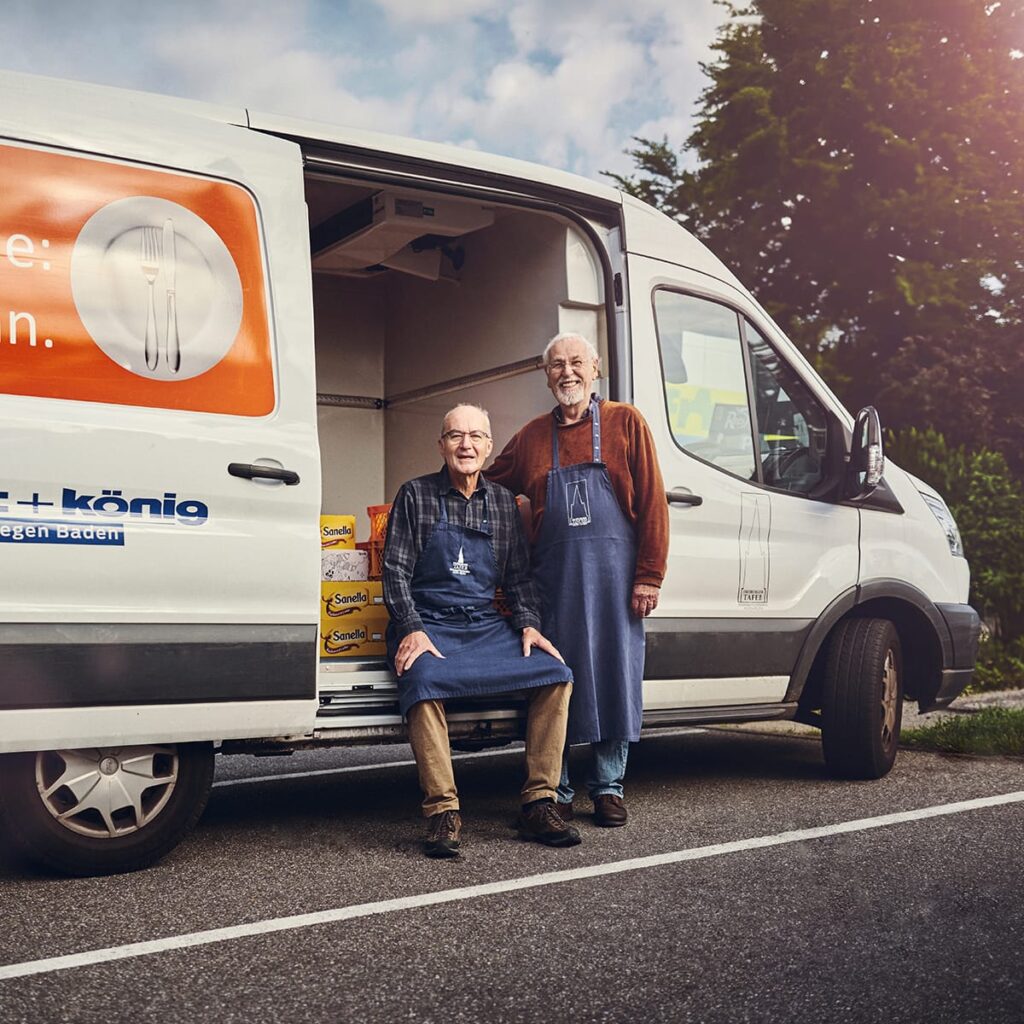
[383,403,581,858]
[488,333,668,827]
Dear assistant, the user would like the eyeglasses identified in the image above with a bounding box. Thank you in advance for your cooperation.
[441,430,491,445]
[545,358,592,375]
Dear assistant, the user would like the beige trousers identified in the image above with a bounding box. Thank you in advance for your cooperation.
[406,681,572,817]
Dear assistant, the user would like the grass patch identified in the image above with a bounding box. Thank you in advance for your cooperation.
[901,707,1024,756]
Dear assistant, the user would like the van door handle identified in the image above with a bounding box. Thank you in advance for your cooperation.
[666,489,702,507]
[228,463,301,485]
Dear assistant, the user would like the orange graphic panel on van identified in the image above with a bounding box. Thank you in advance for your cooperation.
[0,143,273,416]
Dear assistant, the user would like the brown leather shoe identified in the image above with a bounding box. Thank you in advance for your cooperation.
[518,800,582,847]
[424,809,462,858]
[556,801,574,822]
[593,794,627,827]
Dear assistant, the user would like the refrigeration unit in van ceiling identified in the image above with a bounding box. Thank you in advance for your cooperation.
[311,191,495,280]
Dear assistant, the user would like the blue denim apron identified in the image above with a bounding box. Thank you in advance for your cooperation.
[533,398,645,743]
[387,484,571,716]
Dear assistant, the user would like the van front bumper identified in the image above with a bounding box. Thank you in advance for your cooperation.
[924,603,982,711]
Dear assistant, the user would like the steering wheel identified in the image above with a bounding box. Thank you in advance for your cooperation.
[763,446,810,486]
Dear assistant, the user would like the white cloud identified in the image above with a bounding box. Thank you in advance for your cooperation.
[374,0,503,23]
[152,11,418,132]
[0,0,726,180]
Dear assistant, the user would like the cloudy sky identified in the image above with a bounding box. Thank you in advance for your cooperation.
[2,0,725,182]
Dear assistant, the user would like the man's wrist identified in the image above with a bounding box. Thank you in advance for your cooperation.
[633,576,662,589]
[511,611,541,633]
[395,616,425,639]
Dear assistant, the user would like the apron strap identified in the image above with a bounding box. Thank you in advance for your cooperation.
[551,395,602,467]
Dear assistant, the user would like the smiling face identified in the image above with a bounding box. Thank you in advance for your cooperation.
[438,404,494,484]
[545,336,600,409]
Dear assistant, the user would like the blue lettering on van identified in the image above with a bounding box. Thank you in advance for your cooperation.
[61,488,209,526]
[0,517,125,546]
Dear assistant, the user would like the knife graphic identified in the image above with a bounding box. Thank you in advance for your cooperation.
[163,218,180,374]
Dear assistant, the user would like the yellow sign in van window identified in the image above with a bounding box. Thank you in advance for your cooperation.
[0,143,273,416]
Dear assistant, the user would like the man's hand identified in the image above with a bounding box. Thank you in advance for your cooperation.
[394,630,444,676]
[521,626,565,662]
[632,583,660,618]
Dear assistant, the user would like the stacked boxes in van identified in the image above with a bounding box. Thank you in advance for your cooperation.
[319,509,391,657]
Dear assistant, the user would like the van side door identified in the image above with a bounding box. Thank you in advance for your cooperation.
[0,75,321,750]
[624,243,859,711]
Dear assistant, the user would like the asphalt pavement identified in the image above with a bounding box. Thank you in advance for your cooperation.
[2,724,1023,1023]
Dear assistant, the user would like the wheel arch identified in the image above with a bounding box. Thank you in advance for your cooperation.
[788,580,949,712]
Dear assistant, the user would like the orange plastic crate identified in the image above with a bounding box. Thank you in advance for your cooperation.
[367,503,392,542]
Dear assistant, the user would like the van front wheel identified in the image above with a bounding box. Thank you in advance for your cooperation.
[0,742,214,876]
[821,618,903,780]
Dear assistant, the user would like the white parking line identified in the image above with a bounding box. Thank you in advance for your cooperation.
[212,727,708,789]
[2,789,1022,981]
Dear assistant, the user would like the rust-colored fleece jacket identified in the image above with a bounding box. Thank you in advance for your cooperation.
[486,399,669,587]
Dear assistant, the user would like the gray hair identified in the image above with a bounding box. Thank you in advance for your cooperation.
[441,403,491,434]
[542,332,601,367]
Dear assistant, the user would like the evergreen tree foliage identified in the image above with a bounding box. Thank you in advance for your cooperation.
[887,427,1024,639]
[612,0,1024,429]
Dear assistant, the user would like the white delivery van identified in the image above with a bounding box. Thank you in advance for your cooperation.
[0,71,979,875]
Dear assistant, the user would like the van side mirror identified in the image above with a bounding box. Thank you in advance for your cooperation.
[845,406,884,499]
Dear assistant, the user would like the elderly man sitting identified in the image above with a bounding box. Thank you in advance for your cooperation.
[383,403,581,858]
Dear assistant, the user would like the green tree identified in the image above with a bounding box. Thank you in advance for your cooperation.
[612,0,1024,425]
[887,427,1024,640]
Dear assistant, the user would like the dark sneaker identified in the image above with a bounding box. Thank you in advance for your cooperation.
[518,799,582,847]
[593,794,627,828]
[556,801,575,822]
[424,809,462,858]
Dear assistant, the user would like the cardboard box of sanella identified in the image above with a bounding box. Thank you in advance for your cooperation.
[320,581,384,621]
[320,515,356,550]
[320,609,389,658]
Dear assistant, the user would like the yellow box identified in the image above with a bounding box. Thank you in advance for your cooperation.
[320,581,384,623]
[320,609,389,658]
[320,514,356,550]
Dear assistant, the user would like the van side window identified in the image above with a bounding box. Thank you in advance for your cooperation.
[654,290,757,480]
[744,321,829,494]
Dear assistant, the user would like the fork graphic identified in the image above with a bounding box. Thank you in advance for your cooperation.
[139,226,161,371]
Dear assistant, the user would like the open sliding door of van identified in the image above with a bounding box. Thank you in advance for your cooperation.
[0,75,321,751]
[621,196,860,719]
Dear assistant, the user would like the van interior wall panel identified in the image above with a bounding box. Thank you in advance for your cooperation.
[308,179,610,516]
[383,212,572,494]
[313,274,386,533]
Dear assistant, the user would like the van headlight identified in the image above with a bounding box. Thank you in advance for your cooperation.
[921,493,964,557]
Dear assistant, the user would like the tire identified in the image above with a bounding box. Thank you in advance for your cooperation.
[821,618,903,780]
[0,742,214,876]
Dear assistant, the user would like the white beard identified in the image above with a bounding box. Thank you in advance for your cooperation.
[555,382,586,406]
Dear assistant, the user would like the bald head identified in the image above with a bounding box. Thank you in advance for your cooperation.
[442,404,491,436]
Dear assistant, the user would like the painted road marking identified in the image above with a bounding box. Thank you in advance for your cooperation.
[212,727,708,789]
[2,790,1022,981]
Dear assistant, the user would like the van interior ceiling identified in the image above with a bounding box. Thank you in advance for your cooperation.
[304,171,611,534]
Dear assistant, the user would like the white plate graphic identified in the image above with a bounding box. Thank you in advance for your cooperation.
[70,196,243,381]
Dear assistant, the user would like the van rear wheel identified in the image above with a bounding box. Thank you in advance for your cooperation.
[821,618,903,780]
[0,742,214,876]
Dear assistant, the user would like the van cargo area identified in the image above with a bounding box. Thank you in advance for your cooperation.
[304,169,614,738]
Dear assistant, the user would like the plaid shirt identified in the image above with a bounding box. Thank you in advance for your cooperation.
[382,466,541,639]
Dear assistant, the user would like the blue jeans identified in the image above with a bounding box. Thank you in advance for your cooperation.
[557,739,630,803]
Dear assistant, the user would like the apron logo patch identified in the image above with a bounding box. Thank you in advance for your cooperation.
[566,479,592,527]
[449,545,471,576]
